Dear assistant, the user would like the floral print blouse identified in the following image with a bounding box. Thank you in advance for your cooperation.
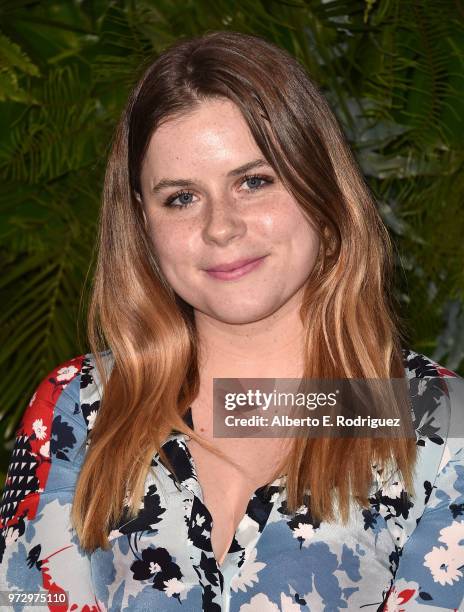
[0,348,463,611]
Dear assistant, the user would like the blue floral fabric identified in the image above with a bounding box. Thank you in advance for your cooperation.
[0,348,463,611]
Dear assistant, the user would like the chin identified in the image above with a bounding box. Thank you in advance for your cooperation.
[200,301,281,325]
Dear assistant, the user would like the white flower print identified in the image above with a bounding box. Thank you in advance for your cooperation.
[280,593,302,611]
[292,522,315,547]
[4,526,19,547]
[18,498,93,607]
[438,521,464,551]
[194,513,206,527]
[56,365,79,382]
[32,418,47,440]
[423,544,463,586]
[417,378,427,396]
[149,561,161,574]
[87,409,98,430]
[164,577,188,597]
[239,593,279,611]
[230,547,265,593]
[39,441,50,457]
[382,480,403,499]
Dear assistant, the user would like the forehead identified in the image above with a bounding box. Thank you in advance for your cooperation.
[143,98,262,175]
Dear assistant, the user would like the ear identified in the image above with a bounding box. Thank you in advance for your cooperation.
[134,191,148,227]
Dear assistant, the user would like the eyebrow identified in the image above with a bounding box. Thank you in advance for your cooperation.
[150,158,271,196]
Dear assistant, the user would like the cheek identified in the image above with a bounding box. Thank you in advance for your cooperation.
[281,212,321,280]
[262,201,320,259]
[290,227,320,280]
[144,216,173,270]
[146,216,196,273]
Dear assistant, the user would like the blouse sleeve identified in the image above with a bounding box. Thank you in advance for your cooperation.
[0,356,100,610]
[383,374,464,611]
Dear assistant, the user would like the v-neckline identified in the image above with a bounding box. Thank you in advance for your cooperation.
[158,405,286,571]
[183,433,285,569]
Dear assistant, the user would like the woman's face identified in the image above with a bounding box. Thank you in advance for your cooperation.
[139,98,320,324]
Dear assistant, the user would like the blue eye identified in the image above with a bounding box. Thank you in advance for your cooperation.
[164,190,196,209]
[243,175,269,190]
[163,174,273,210]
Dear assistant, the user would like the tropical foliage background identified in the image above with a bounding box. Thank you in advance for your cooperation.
[1,0,463,478]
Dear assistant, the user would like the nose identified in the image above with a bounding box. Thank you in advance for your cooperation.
[201,193,247,246]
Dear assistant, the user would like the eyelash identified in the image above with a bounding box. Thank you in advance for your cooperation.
[163,174,274,209]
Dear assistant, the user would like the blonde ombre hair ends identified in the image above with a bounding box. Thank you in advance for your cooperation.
[71,30,417,551]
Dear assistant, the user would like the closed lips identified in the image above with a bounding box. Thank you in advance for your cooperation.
[206,256,265,272]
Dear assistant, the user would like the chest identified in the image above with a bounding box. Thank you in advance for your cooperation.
[185,436,289,566]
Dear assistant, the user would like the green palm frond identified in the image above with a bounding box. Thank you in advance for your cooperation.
[0,30,40,102]
[0,64,99,183]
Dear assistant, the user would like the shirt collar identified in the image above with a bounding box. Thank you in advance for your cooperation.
[156,406,286,501]
[155,406,204,499]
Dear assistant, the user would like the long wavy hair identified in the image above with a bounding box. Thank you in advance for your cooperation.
[71,30,417,552]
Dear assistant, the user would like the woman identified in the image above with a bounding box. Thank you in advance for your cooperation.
[0,30,463,611]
